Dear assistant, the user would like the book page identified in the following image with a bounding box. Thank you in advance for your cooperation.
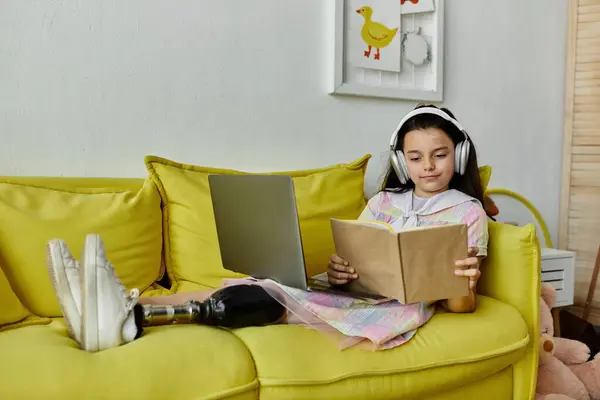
[340,219,394,231]
[396,223,461,232]
[311,272,329,283]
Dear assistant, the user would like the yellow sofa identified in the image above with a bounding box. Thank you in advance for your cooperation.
[0,156,540,400]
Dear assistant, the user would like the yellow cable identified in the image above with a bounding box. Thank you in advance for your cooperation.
[486,188,553,248]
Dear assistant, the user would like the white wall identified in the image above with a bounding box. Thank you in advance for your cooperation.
[0,0,568,245]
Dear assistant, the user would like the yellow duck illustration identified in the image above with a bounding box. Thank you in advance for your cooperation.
[356,6,398,60]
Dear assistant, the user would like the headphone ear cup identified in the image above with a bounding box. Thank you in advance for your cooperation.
[390,151,409,184]
[392,151,410,184]
[398,152,410,184]
[454,140,471,175]
[461,141,471,175]
[454,142,463,174]
[390,151,403,184]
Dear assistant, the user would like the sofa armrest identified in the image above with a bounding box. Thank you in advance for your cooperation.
[478,221,541,400]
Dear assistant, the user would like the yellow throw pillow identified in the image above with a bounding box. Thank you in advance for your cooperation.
[0,178,163,317]
[0,265,30,326]
[145,155,371,288]
[0,265,50,331]
[480,165,492,193]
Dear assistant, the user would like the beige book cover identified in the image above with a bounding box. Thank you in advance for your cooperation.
[330,218,470,304]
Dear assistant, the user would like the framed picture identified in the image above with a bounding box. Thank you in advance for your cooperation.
[329,0,445,102]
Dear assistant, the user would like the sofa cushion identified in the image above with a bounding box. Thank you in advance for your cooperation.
[0,266,30,327]
[0,177,163,317]
[0,266,50,331]
[144,155,371,288]
[0,319,258,400]
[479,165,492,192]
[140,282,174,298]
[234,295,528,400]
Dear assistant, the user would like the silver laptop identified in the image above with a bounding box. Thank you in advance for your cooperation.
[208,174,387,300]
[208,174,311,289]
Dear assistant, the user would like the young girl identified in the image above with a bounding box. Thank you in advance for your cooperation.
[46,105,488,352]
[328,104,487,313]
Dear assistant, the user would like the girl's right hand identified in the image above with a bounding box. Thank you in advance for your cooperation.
[327,254,359,285]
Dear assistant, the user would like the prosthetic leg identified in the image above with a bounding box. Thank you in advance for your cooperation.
[133,284,287,335]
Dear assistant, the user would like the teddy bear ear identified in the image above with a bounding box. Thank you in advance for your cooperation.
[541,283,557,309]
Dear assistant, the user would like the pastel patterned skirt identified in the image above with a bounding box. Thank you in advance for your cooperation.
[222,278,436,351]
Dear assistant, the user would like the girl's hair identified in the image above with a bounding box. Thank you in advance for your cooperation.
[381,104,484,205]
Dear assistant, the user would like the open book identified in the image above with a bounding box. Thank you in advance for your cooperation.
[330,218,470,304]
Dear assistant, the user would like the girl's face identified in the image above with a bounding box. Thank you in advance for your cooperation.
[403,128,455,197]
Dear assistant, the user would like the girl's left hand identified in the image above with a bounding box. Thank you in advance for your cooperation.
[454,247,481,291]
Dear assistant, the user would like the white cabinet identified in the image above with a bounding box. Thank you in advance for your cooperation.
[541,248,575,307]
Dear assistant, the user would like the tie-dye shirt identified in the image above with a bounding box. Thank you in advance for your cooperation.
[358,189,489,257]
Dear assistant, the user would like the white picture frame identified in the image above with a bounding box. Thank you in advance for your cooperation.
[329,0,445,102]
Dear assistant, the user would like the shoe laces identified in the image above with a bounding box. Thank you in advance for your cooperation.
[126,288,140,311]
[108,261,139,311]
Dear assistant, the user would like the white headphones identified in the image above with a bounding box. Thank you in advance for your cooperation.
[389,107,471,184]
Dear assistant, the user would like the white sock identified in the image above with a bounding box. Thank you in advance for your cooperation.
[121,312,138,343]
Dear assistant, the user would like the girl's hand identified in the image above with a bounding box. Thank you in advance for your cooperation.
[454,247,481,291]
[327,254,359,285]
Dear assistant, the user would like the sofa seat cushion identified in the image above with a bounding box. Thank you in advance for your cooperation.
[0,320,258,400]
[234,295,528,400]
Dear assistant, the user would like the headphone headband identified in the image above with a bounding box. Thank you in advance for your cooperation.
[388,107,469,150]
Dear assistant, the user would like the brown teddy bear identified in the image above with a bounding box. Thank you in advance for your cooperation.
[537,283,600,400]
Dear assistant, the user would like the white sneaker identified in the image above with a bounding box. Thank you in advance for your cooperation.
[81,233,140,352]
[46,239,82,342]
